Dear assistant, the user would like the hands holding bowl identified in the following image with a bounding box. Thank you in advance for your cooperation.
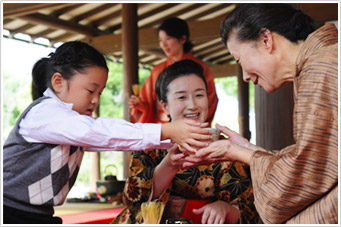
[181,123,266,168]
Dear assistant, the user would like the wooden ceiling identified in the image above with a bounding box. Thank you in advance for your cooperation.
[3,2,338,77]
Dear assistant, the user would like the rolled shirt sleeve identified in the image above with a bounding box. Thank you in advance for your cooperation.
[19,91,172,151]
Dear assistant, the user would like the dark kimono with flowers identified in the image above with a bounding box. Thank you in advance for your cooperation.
[112,149,259,224]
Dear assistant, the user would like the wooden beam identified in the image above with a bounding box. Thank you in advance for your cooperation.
[144,3,204,26]
[9,23,36,35]
[31,28,56,39]
[73,3,117,23]
[107,3,181,32]
[4,3,74,18]
[93,5,122,27]
[87,15,226,55]
[192,38,221,51]
[183,3,228,21]
[291,3,338,26]
[20,13,107,37]
[199,48,229,61]
[210,64,237,78]
[52,3,85,17]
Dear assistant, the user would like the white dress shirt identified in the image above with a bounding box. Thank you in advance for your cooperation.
[19,88,172,151]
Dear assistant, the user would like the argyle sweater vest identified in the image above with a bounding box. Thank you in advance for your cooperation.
[3,96,84,215]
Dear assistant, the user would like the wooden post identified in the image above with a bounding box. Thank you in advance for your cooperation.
[122,3,139,179]
[237,65,251,141]
[255,84,294,150]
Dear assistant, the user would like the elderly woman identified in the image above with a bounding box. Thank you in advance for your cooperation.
[112,59,259,224]
[188,3,338,224]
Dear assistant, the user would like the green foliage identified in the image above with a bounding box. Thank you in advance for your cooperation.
[99,62,151,119]
[2,71,32,142]
[100,62,124,118]
[214,76,255,111]
[214,76,238,97]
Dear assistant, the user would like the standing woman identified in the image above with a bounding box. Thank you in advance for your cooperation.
[191,3,338,224]
[129,17,218,125]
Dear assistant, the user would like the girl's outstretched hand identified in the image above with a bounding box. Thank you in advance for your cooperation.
[192,200,240,224]
[161,119,211,153]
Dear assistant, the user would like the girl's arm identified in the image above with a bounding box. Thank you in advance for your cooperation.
[19,98,211,152]
[19,98,170,151]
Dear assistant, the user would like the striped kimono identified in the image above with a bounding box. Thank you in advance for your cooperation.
[250,23,338,224]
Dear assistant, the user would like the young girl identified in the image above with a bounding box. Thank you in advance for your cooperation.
[113,59,259,224]
[3,41,211,224]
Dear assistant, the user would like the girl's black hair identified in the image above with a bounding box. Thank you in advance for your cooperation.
[155,59,207,104]
[31,41,108,100]
[220,3,316,46]
[158,17,194,53]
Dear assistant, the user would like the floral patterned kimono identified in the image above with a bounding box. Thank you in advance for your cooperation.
[112,149,259,224]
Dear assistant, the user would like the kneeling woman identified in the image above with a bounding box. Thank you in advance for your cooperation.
[112,60,259,224]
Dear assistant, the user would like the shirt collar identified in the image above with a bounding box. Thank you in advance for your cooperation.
[43,88,74,110]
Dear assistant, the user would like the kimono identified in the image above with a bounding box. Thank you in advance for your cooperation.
[250,24,338,224]
[112,148,260,224]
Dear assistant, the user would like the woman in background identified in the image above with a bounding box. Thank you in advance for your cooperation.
[129,17,218,125]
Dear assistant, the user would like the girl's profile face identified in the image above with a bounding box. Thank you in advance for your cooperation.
[162,74,208,123]
[227,33,279,93]
[58,66,108,116]
[159,30,185,60]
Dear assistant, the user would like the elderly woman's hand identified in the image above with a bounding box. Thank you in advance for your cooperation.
[216,123,265,152]
[183,139,254,166]
[215,123,250,147]
[182,140,235,168]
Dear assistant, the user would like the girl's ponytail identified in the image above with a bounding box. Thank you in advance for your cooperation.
[31,57,49,100]
[30,41,108,101]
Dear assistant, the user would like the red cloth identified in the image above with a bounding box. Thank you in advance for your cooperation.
[60,207,124,224]
[180,199,209,224]
[131,52,218,125]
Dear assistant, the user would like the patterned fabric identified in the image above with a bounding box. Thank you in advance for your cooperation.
[112,149,260,224]
[3,96,84,216]
[250,24,338,224]
[28,145,83,206]
[130,52,218,125]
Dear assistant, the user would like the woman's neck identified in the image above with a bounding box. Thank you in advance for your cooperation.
[171,50,185,62]
[276,36,304,84]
